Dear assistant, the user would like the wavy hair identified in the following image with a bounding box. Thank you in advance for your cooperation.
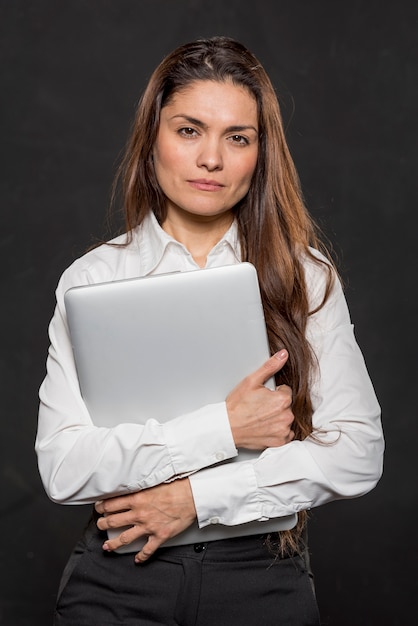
[112,36,335,554]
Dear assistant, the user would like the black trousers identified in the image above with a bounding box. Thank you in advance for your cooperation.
[54,514,320,626]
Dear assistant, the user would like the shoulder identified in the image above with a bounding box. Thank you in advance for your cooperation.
[57,230,141,295]
[300,247,340,310]
[301,247,351,330]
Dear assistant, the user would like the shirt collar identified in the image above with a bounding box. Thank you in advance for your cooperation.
[134,211,241,275]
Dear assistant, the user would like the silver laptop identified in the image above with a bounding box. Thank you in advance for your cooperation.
[65,262,297,550]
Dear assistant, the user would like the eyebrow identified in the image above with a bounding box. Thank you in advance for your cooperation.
[169,114,258,135]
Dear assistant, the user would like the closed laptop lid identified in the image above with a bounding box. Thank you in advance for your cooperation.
[64,262,297,548]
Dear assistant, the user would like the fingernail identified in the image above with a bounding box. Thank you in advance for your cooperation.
[102,543,110,552]
[274,350,287,360]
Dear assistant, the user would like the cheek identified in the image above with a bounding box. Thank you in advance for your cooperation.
[152,153,170,189]
[237,154,258,189]
[153,143,185,184]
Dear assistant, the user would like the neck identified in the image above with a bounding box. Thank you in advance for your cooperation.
[162,211,233,268]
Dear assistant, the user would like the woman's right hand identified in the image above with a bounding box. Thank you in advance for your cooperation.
[226,350,295,450]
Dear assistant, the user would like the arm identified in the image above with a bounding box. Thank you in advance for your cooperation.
[36,264,238,504]
[188,268,384,528]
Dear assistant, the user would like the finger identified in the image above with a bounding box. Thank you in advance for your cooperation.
[134,536,161,564]
[97,510,135,531]
[95,496,131,515]
[274,384,293,405]
[102,525,147,552]
[248,349,289,387]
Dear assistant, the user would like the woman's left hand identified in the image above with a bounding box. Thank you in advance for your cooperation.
[95,478,196,563]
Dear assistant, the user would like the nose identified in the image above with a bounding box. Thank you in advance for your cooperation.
[196,138,223,171]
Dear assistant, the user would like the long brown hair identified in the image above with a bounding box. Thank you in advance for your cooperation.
[112,37,335,553]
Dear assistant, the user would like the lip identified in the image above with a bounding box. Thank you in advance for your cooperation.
[187,179,225,191]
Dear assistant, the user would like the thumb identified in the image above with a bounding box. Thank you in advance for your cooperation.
[249,349,289,387]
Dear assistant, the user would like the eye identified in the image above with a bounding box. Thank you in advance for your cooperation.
[228,134,250,146]
[178,127,199,138]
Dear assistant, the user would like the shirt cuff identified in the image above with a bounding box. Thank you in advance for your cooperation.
[162,402,238,475]
[189,460,266,527]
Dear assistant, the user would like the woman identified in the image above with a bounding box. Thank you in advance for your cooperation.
[36,37,384,625]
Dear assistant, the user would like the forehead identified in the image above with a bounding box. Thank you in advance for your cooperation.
[163,79,258,122]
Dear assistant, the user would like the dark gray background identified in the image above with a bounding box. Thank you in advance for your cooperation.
[1,1,416,624]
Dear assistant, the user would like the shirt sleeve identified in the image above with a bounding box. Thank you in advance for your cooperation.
[189,261,384,528]
[35,264,237,505]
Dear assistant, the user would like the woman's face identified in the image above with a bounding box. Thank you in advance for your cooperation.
[153,80,259,226]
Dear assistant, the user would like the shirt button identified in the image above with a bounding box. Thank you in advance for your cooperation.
[194,543,206,553]
[215,451,226,462]
[209,517,220,525]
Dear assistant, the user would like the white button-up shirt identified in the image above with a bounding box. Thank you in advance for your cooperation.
[36,212,384,529]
